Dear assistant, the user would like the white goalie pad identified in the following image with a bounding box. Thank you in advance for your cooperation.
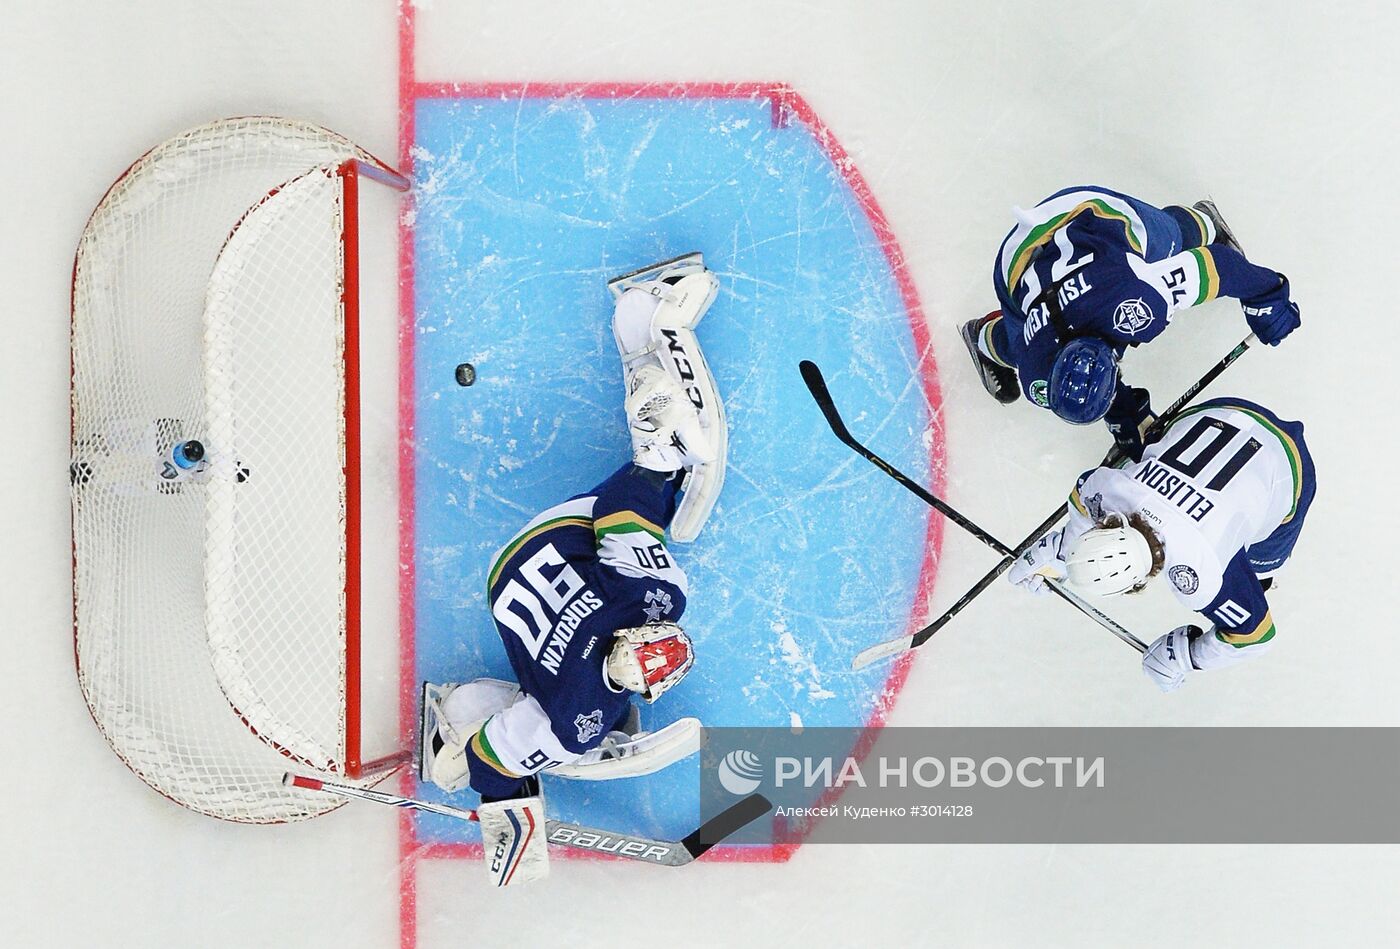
[546,717,703,780]
[653,302,726,542]
[419,679,520,792]
[610,253,728,543]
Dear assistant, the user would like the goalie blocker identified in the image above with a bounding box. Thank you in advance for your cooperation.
[479,785,549,886]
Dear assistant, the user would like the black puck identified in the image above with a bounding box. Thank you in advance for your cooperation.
[455,363,476,387]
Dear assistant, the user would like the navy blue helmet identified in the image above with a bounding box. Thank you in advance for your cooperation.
[1048,337,1118,424]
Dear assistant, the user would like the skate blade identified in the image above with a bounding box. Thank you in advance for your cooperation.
[960,317,1019,405]
[607,251,705,299]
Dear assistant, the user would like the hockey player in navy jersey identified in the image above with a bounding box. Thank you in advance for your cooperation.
[1006,397,1316,692]
[961,187,1301,459]
[418,253,726,884]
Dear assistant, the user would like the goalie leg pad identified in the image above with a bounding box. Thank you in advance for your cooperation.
[655,318,726,542]
[611,253,719,363]
[609,261,727,542]
[479,794,550,886]
[420,679,520,792]
[607,258,728,543]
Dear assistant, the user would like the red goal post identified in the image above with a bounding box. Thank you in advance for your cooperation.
[71,118,409,822]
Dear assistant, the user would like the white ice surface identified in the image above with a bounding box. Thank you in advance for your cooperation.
[5,1,1400,946]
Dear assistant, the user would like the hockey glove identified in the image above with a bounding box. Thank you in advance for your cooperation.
[1006,530,1067,596]
[477,783,549,886]
[1104,385,1156,463]
[1241,275,1300,346]
[1142,625,1201,693]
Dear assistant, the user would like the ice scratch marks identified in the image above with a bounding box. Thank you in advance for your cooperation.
[776,621,837,702]
[413,93,930,736]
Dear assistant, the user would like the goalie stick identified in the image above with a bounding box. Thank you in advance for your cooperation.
[802,332,1255,669]
[798,361,1146,667]
[283,773,772,866]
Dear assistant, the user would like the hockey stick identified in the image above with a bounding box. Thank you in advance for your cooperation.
[798,362,1147,666]
[821,332,1256,669]
[284,773,771,867]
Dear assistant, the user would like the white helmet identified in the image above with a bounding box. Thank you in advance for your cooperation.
[1064,515,1156,596]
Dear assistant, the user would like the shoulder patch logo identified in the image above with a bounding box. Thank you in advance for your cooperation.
[1030,379,1050,407]
[575,709,604,744]
[1169,564,1199,595]
[643,588,674,623]
[1113,299,1154,336]
[1085,492,1105,521]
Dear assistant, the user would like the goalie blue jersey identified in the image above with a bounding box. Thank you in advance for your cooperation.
[464,464,688,795]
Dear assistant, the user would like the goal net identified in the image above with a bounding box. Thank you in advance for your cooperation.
[71,117,409,822]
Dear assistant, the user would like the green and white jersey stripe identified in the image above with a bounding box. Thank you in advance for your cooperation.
[998,190,1150,288]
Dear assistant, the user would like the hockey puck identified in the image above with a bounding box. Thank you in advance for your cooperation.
[455,363,476,387]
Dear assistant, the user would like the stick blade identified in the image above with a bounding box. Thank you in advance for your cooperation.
[680,794,773,862]
[798,360,855,444]
[797,359,826,394]
[852,636,913,670]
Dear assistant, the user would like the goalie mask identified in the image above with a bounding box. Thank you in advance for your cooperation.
[606,624,695,703]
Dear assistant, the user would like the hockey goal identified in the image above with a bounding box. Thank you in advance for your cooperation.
[71,117,409,822]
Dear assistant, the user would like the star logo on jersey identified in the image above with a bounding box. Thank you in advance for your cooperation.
[1169,565,1200,595]
[1112,299,1154,336]
[574,709,604,744]
[643,588,674,623]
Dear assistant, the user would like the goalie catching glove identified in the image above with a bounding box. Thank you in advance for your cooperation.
[626,366,714,473]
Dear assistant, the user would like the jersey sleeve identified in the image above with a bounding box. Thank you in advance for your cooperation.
[588,464,688,624]
[465,692,578,799]
[1130,246,1283,316]
[1189,548,1276,670]
[1065,468,1103,539]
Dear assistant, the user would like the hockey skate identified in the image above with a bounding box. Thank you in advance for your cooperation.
[419,681,468,790]
[960,312,1020,404]
[606,251,715,311]
[1192,199,1244,254]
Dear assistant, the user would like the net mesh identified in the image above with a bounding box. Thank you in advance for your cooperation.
[72,117,398,822]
